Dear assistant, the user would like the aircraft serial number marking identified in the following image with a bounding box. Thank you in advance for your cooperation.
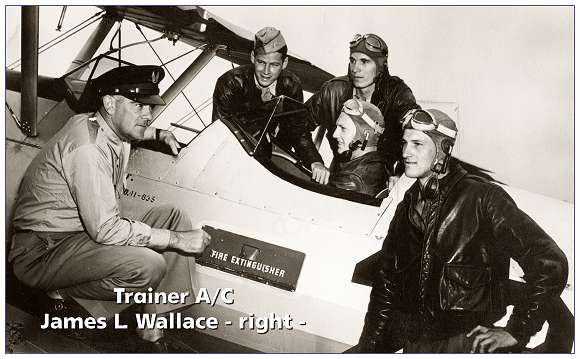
[123,189,156,203]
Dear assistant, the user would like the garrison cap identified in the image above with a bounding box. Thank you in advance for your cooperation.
[254,27,287,54]
[93,65,166,106]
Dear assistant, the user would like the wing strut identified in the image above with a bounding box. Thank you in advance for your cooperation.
[152,44,220,123]
[66,14,116,79]
[7,10,106,71]
[21,6,39,137]
[135,23,204,127]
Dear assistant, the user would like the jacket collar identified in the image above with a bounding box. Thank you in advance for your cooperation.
[332,150,384,170]
[405,159,468,203]
[437,160,467,198]
[93,111,124,146]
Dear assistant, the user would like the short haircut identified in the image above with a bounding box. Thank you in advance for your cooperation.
[254,45,288,59]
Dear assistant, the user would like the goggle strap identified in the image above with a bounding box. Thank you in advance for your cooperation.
[410,121,436,132]
[361,113,385,134]
[436,124,457,139]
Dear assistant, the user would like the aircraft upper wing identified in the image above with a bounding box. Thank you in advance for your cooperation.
[99,6,335,93]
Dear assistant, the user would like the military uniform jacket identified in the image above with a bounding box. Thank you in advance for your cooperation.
[358,163,568,351]
[329,151,387,197]
[11,113,170,255]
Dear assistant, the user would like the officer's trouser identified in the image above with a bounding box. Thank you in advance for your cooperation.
[10,205,197,319]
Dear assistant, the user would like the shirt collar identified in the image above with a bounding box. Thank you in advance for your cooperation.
[254,75,277,96]
[93,111,124,146]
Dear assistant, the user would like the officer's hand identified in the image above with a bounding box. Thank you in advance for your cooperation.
[168,229,211,255]
[311,162,330,185]
[466,325,518,353]
[159,129,181,155]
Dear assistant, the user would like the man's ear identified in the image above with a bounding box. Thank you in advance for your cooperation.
[282,56,288,70]
[102,95,116,115]
[250,50,255,64]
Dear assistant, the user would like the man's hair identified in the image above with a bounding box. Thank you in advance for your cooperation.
[254,45,288,59]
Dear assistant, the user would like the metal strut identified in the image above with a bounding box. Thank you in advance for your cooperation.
[134,23,201,124]
[7,10,105,70]
[134,23,216,127]
[56,6,67,31]
[66,13,116,78]
[152,44,218,123]
[21,6,39,137]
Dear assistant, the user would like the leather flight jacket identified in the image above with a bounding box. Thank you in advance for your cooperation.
[212,64,322,167]
[329,151,387,197]
[306,70,420,169]
[358,162,568,352]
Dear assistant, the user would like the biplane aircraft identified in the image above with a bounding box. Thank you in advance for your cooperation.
[5,5,574,353]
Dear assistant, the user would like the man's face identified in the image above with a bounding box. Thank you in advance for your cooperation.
[333,113,357,154]
[349,52,377,89]
[251,51,288,88]
[402,129,437,182]
[108,95,152,142]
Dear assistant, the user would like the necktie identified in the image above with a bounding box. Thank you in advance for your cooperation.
[261,88,273,102]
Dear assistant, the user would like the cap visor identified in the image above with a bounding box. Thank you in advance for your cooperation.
[134,95,166,106]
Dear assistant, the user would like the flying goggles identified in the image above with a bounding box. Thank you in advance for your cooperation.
[402,109,457,139]
[349,34,387,55]
[342,100,385,135]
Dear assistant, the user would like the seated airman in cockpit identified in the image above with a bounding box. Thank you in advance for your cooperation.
[306,33,419,173]
[212,26,330,185]
[328,99,387,197]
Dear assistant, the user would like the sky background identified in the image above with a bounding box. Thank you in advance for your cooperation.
[5,5,574,203]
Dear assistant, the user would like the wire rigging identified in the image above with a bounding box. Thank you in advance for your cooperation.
[134,23,206,128]
[8,8,218,135]
[161,46,203,67]
[7,10,105,70]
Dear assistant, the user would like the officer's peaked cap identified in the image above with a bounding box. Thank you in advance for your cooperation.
[92,65,166,106]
